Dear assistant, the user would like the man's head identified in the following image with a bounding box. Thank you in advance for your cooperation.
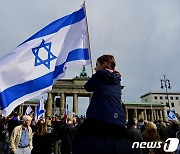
[13,112,19,117]
[127,119,136,128]
[22,115,32,127]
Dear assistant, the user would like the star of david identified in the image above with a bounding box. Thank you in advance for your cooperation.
[32,39,57,69]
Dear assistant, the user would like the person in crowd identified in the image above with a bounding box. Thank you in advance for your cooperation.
[169,120,180,138]
[8,112,21,137]
[127,119,143,154]
[142,121,162,154]
[27,113,36,132]
[137,118,145,133]
[46,116,53,133]
[74,116,84,128]
[31,122,53,154]
[33,118,45,132]
[9,115,33,154]
[61,117,76,154]
[53,116,64,154]
[72,55,133,154]
[1,117,10,154]
[142,121,160,142]
[156,119,169,141]
[175,131,180,154]
[0,117,5,154]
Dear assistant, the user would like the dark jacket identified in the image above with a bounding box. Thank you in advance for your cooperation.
[8,117,21,137]
[85,69,125,127]
[0,122,4,141]
[157,123,169,141]
[127,127,144,154]
[127,127,143,143]
[169,121,180,138]
[52,120,64,140]
[61,123,77,154]
[31,133,53,154]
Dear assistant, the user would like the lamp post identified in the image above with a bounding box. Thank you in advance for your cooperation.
[160,75,171,110]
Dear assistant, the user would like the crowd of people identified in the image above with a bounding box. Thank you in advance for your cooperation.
[0,113,180,154]
[0,112,84,154]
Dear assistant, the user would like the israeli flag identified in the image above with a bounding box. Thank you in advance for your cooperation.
[168,110,178,121]
[25,105,34,115]
[0,4,91,116]
[35,95,45,120]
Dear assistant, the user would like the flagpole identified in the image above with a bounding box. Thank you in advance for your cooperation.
[83,1,94,75]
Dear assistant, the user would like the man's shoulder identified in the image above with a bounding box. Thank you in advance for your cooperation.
[28,126,32,131]
[129,127,141,134]
[11,125,22,135]
[14,125,22,130]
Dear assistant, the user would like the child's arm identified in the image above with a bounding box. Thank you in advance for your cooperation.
[84,73,97,92]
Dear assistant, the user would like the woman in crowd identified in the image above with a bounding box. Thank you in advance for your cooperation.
[142,121,162,154]
[142,121,160,142]
[72,55,132,154]
[31,122,52,154]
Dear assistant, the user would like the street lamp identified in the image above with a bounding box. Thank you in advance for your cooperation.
[160,75,171,110]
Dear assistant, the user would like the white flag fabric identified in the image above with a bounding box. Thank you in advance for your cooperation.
[168,110,178,121]
[0,4,90,117]
[35,95,45,120]
[25,105,34,115]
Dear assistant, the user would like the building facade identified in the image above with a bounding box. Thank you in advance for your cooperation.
[140,92,180,116]
[124,102,166,121]
[13,99,39,116]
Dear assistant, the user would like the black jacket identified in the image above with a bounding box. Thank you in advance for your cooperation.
[32,133,53,154]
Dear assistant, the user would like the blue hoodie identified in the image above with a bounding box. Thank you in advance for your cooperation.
[84,69,125,127]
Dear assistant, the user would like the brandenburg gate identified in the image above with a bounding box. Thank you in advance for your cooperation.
[46,76,93,116]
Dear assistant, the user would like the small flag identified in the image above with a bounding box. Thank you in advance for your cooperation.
[25,105,34,115]
[168,110,178,121]
[35,95,45,120]
[0,3,90,117]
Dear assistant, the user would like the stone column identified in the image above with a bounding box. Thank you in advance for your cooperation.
[151,109,153,121]
[46,93,53,116]
[162,110,166,121]
[134,109,138,119]
[160,110,163,120]
[153,110,156,121]
[35,106,37,115]
[157,110,159,120]
[144,109,147,120]
[148,110,151,121]
[21,104,24,115]
[60,93,65,114]
[126,109,128,120]
[73,93,78,115]
[19,105,21,114]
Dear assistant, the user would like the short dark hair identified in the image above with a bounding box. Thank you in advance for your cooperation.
[13,112,19,117]
[127,119,136,127]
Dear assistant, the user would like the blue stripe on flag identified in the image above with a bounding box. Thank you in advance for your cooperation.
[20,7,85,45]
[53,48,90,78]
[0,48,89,110]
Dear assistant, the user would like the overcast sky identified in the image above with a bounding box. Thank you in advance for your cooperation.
[1,0,180,115]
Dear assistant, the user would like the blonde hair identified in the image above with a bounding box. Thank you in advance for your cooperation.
[142,122,160,142]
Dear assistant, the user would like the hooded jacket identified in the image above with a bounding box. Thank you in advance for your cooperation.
[84,69,125,127]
